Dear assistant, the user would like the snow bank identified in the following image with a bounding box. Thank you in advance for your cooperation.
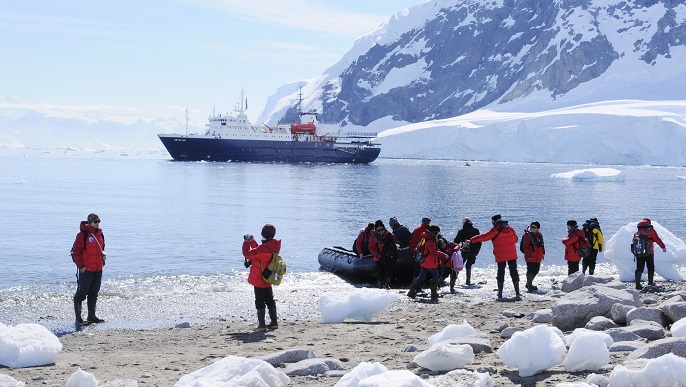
[609,353,686,385]
[604,221,686,281]
[174,356,289,387]
[550,168,626,182]
[427,320,477,346]
[0,323,62,368]
[319,289,398,323]
[497,325,567,377]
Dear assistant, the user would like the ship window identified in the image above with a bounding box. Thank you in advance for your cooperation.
[221,123,226,126]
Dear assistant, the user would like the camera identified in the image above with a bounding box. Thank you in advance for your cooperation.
[243,234,254,241]
[101,251,107,262]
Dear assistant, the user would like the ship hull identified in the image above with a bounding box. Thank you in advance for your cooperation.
[158,135,380,164]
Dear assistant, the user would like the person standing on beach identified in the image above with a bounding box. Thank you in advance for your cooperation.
[454,217,481,286]
[353,223,374,257]
[389,217,412,248]
[631,218,667,289]
[521,221,545,293]
[582,218,604,275]
[562,220,587,275]
[242,224,280,331]
[410,217,432,291]
[437,236,459,293]
[71,213,106,325]
[407,225,447,302]
[468,214,521,301]
[369,220,398,289]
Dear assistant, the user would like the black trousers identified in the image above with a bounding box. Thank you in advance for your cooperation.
[526,262,541,277]
[582,249,598,274]
[496,260,519,283]
[376,259,395,280]
[568,261,580,275]
[74,270,102,303]
[635,254,655,277]
[254,286,276,310]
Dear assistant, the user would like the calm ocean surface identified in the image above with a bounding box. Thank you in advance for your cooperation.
[2,149,686,332]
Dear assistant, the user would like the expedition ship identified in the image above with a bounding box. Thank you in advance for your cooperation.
[158,92,380,163]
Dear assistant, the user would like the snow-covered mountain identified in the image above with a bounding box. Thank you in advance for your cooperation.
[260,0,686,126]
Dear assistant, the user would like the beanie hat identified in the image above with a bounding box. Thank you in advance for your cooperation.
[421,217,431,224]
[589,217,598,222]
[491,214,501,225]
[261,224,276,239]
[428,225,441,235]
[87,213,100,223]
[530,221,541,229]
[567,220,577,227]
[374,219,385,229]
[367,223,375,230]
[462,217,472,225]
[389,217,400,227]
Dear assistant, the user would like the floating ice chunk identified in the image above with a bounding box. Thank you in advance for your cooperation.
[334,362,388,387]
[497,325,567,377]
[0,374,25,387]
[174,356,289,387]
[672,318,686,337]
[563,330,612,372]
[427,320,477,346]
[550,168,626,182]
[414,341,474,371]
[605,221,686,281]
[66,368,98,387]
[319,289,398,323]
[677,176,686,180]
[609,353,686,385]
[0,323,62,368]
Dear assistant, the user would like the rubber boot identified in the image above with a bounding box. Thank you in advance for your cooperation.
[513,281,522,301]
[267,307,278,330]
[86,298,105,324]
[377,279,384,289]
[648,270,655,286]
[496,281,504,300]
[407,279,422,299]
[465,268,471,286]
[525,273,533,292]
[429,280,439,302]
[255,308,267,331]
[384,277,392,290]
[74,299,85,326]
[635,272,643,290]
[449,276,456,293]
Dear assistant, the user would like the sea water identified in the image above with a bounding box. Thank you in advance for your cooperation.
[1,149,686,333]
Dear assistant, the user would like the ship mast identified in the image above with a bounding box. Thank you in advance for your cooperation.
[185,108,189,136]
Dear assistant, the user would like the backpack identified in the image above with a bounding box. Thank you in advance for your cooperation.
[584,220,601,248]
[520,231,544,253]
[575,233,591,258]
[631,230,653,258]
[380,234,398,263]
[451,250,464,272]
[413,238,427,264]
[70,229,104,262]
[261,251,287,285]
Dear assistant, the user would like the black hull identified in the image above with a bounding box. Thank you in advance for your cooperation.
[317,246,414,283]
[158,135,380,164]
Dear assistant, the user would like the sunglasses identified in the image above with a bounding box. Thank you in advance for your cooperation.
[529,226,538,229]
[91,219,101,224]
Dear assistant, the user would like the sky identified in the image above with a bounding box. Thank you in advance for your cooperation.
[0,0,424,125]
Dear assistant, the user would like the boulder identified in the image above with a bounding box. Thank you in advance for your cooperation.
[610,303,637,325]
[627,337,686,360]
[257,348,316,366]
[585,316,619,331]
[660,302,686,324]
[609,341,647,352]
[611,325,665,341]
[561,272,585,293]
[629,320,663,328]
[626,307,668,327]
[446,333,493,354]
[500,327,523,339]
[284,358,346,376]
[582,275,615,287]
[604,328,644,343]
[552,285,640,332]
[532,309,552,324]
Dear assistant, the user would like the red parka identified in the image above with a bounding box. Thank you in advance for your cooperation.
[410,223,429,253]
[635,221,666,252]
[243,238,281,288]
[72,221,106,272]
[355,227,372,255]
[521,230,545,263]
[369,230,397,262]
[562,227,586,262]
[439,241,458,268]
[417,232,448,269]
[470,221,518,263]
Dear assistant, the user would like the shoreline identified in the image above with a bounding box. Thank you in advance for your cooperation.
[5,278,684,386]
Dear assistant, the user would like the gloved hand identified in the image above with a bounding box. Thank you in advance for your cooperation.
[243,259,252,268]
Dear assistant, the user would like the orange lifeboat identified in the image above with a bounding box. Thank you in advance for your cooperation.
[291,121,317,133]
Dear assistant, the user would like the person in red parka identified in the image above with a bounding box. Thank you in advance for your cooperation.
[562,220,586,275]
[632,218,667,289]
[407,225,448,302]
[353,223,374,257]
[437,237,460,293]
[71,213,106,325]
[369,220,398,289]
[242,224,280,331]
[469,214,521,300]
[521,221,545,293]
[409,217,431,291]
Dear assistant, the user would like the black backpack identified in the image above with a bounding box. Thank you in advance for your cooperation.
[631,229,653,258]
[520,231,544,254]
[70,229,104,262]
[380,234,398,262]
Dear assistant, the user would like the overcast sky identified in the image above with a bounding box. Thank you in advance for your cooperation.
[0,0,424,125]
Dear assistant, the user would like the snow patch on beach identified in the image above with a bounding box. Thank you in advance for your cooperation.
[604,221,686,281]
[174,356,289,387]
[497,325,566,377]
[609,354,686,385]
[319,289,399,324]
[335,362,493,386]
[563,330,613,372]
[0,323,62,368]
[427,320,477,346]
[550,168,626,182]
[0,374,24,387]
